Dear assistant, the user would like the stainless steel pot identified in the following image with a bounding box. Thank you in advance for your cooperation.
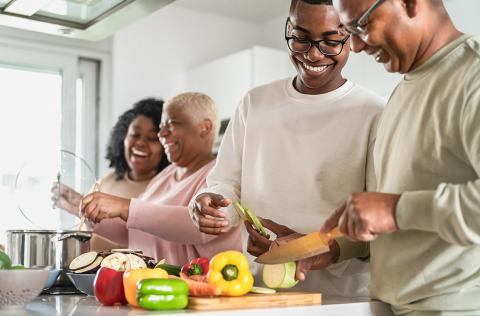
[5,230,92,286]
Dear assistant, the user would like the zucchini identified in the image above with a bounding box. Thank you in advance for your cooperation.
[249,286,276,294]
[262,262,298,289]
[155,262,182,276]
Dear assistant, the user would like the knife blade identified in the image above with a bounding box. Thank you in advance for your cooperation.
[255,227,343,264]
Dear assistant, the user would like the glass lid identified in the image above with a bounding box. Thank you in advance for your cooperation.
[14,149,96,230]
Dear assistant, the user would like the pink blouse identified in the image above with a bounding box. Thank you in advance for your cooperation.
[126,160,242,265]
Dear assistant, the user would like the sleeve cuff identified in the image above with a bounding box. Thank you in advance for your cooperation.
[126,198,141,230]
[335,237,369,262]
[395,190,436,231]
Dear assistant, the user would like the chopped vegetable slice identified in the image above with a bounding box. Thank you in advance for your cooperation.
[69,251,98,271]
[262,262,298,289]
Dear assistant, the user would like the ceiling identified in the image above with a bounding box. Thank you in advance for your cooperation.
[172,0,290,23]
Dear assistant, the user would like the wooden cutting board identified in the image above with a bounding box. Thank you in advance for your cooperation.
[188,292,322,310]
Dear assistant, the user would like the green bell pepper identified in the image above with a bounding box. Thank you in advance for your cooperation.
[137,278,188,310]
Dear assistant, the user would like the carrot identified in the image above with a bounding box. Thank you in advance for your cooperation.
[168,274,222,297]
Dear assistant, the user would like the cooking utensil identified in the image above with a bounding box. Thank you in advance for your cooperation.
[5,230,92,287]
[255,227,343,264]
[78,182,100,231]
[188,292,322,310]
[14,149,97,231]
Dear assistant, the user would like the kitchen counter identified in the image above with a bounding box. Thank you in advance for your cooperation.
[1,295,393,316]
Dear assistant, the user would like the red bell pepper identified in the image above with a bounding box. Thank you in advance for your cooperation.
[181,257,209,276]
[94,267,127,306]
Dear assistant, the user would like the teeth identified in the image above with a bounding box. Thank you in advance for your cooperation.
[132,148,148,157]
[373,49,383,62]
[302,62,328,72]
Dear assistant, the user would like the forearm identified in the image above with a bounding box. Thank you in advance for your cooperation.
[396,179,480,246]
[128,198,218,245]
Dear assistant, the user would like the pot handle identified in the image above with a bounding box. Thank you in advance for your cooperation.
[56,232,92,242]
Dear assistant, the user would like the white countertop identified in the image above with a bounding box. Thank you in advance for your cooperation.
[1,295,393,316]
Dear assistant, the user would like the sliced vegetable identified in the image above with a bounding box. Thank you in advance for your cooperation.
[137,278,188,310]
[101,253,130,271]
[234,202,269,238]
[155,263,181,276]
[69,251,98,271]
[244,207,269,238]
[10,264,27,270]
[181,257,209,277]
[249,286,276,294]
[207,250,253,296]
[174,274,222,297]
[73,256,103,274]
[123,268,168,307]
[0,251,12,270]
[233,201,249,221]
[262,262,299,289]
[94,267,127,306]
[126,254,147,269]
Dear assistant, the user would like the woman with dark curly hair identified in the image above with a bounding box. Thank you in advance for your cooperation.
[53,98,169,250]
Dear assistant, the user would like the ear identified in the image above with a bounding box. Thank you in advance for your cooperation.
[404,0,419,18]
[199,119,213,138]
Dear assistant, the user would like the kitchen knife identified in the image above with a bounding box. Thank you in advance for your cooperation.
[255,227,343,264]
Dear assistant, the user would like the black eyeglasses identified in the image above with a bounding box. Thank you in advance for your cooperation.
[285,19,350,56]
[339,0,386,36]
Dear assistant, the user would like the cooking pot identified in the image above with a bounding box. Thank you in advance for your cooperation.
[5,230,92,286]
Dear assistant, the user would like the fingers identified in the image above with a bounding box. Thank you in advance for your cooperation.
[295,258,315,281]
[260,218,295,237]
[320,202,346,233]
[245,221,271,256]
[197,216,229,235]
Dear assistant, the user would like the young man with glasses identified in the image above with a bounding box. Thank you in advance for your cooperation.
[321,0,480,314]
[188,0,384,297]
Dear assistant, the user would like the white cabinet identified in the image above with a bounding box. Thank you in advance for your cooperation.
[186,46,295,120]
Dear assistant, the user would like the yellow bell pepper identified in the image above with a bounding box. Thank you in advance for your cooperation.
[123,268,168,307]
[207,250,253,296]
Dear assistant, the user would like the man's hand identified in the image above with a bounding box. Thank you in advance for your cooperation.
[245,218,295,257]
[321,192,401,241]
[191,193,230,235]
[80,192,131,223]
[270,233,340,281]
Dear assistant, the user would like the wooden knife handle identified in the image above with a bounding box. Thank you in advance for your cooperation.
[326,227,343,239]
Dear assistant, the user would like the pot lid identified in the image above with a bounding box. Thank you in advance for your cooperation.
[14,150,96,230]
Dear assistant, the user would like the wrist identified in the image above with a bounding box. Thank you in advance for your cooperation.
[120,199,131,221]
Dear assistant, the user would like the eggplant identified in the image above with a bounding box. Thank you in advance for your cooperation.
[73,256,103,274]
[69,251,99,271]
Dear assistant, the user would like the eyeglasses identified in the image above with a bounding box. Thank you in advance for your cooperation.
[285,19,350,56]
[339,0,386,36]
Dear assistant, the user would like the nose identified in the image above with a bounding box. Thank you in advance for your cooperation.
[304,45,327,62]
[158,125,169,138]
[350,34,367,53]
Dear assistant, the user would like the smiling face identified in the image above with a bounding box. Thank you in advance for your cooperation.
[158,104,208,168]
[123,115,164,180]
[288,1,349,94]
[334,0,420,74]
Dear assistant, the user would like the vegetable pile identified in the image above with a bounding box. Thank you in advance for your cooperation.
[0,250,26,270]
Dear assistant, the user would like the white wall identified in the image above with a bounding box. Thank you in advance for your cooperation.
[255,0,480,98]
[111,0,480,139]
[112,6,263,119]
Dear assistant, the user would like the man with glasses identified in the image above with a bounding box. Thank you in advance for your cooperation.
[321,0,480,314]
[189,0,384,297]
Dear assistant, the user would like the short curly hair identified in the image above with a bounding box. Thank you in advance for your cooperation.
[106,98,170,180]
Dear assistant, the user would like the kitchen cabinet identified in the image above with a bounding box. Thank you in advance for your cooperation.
[186,46,295,120]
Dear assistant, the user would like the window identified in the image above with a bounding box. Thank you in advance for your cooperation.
[0,45,100,244]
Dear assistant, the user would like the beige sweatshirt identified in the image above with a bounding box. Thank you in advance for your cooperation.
[195,78,384,297]
[371,35,480,315]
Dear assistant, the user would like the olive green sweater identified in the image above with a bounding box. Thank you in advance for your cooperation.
[371,35,480,315]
